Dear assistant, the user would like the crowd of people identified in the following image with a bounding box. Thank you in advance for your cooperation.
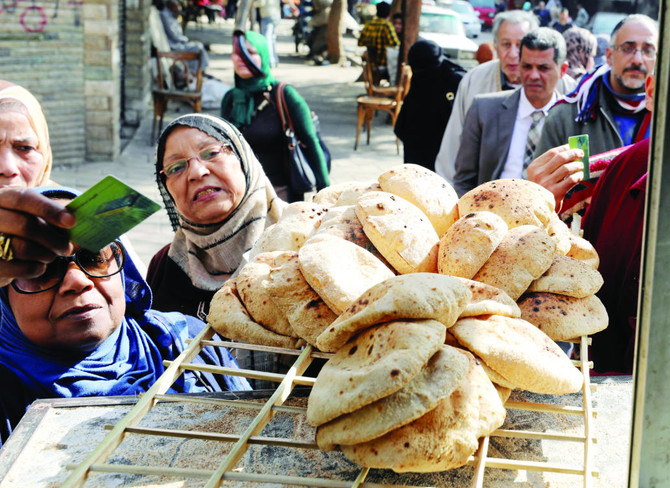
[0,1,660,449]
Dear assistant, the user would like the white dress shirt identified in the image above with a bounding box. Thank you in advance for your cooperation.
[500,89,557,179]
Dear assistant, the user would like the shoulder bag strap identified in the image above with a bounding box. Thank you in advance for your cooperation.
[275,82,290,133]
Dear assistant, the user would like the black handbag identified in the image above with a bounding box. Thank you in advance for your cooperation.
[275,83,318,193]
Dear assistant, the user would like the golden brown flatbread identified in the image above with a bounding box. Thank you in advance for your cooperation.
[298,235,395,314]
[378,163,459,237]
[451,315,584,395]
[316,273,471,353]
[356,190,439,274]
[438,211,508,279]
[566,231,600,269]
[518,292,609,341]
[306,319,447,427]
[315,345,470,451]
[454,277,521,318]
[458,178,555,229]
[207,278,304,349]
[527,254,604,298]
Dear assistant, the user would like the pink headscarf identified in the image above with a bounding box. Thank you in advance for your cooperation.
[0,80,53,186]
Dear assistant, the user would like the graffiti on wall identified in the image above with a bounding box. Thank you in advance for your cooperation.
[0,0,82,32]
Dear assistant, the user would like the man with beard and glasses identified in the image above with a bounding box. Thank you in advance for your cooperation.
[532,14,657,159]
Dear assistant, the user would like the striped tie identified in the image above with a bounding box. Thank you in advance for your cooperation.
[523,110,545,171]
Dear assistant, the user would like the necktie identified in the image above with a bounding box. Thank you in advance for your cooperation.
[523,110,545,172]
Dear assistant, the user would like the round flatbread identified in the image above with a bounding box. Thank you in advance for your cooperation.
[298,235,394,314]
[438,211,508,279]
[458,178,555,229]
[265,252,338,346]
[339,350,506,473]
[316,345,470,451]
[566,232,600,269]
[248,201,328,259]
[378,163,459,237]
[527,254,604,298]
[451,315,584,395]
[454,277,521,318]
[473,225,556,300]
[356,190,439,274]
[518,292,609,341]
[235,260,295,337]
[207,279,304,349]
[546,212,572,255]
[306,319,447,427]
[316,273,471,353]
[334,181,382,206]
[312,181,364,207]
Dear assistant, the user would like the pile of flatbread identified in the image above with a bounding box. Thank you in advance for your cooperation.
[207,165,608,472]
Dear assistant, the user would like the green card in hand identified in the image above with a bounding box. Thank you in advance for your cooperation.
[569,134,590,180]
[66,176,162,251]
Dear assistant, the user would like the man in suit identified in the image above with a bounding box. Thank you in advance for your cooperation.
[452,28,568,196]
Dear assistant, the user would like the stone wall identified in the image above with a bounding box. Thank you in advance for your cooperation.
[0,0,153,166]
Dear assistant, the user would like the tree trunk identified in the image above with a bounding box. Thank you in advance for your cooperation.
[326,0,345,64]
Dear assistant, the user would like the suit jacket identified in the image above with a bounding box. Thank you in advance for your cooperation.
[452,88,521,196]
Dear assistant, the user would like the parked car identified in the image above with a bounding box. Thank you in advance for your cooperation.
[469,0,496,29]
[419,4,479,68]
[588,11,627,36]
[437,0,482,38]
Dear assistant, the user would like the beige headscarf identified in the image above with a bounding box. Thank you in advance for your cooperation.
[155,113,286,291]
[0,80,53,186]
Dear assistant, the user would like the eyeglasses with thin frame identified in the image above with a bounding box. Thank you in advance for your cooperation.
[160,144,232,178]
[11,241,126,294]
[611,43,657,59]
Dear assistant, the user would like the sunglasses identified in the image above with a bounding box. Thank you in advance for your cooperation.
[11,241,126,294]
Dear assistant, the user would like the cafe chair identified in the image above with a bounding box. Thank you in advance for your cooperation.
[152,50,203,142]
[354,63,412,153]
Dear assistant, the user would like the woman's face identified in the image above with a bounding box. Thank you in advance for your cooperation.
[8,251,126,353]
[0,109,45,189]
[231,41,263,79]
[164,126,246,225]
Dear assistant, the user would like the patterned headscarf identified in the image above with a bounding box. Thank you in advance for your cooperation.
[563,27,597,80]
[155,114,285,291]
[222,31,277,130]
[0,80,52,186]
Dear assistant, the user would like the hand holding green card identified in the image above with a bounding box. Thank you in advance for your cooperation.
[66,176,162,251]
[569,134,590,180]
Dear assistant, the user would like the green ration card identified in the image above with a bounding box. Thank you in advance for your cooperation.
[569,134,590,180]
[66,175,162,252]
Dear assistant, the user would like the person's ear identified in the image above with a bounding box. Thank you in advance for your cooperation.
[560,61,568,77]
[645,74,655,112]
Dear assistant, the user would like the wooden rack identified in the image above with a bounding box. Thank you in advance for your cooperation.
[60,327,596,488]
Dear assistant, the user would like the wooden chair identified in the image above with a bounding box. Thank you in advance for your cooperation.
[152,50,203,142]
[354,63,412,153]
[362,59,401,99]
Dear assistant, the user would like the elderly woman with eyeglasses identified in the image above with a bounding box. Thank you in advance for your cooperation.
[0,188,250,447]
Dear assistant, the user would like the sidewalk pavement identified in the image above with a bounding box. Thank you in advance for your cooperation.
[51,18,405,268]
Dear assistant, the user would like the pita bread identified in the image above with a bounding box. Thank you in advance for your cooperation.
[316,345,470,451]
[454,277,521,318]
[316,273,471,352]
[340,351,505,472]
[458,179,555,229]
[306,319,447,427]
[312,181,365,207]
[546,212,572,255]
[207,279,304,349]
[438,211,508,279]
[235,261,295,337]
[248,201,328,259]
[527,254,603,298]
[356,191,439,274]
[518,292,609,341]
[451,315,584,395]
[265,252,337,346]
[334,181,382,206]
[473,225,556,300]
[311,205,392,268]
[566,232,600,269]
[298,235,395,314]
[378,164,459,237]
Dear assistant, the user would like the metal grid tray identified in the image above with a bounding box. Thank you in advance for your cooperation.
[60,325,597,488]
